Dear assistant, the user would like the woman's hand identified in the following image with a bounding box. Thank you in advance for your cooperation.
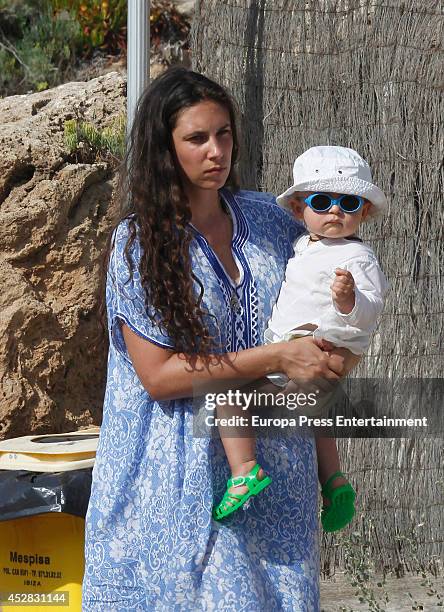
[277,336,360,396]
[313,337,336,352]
[276,336,346,391]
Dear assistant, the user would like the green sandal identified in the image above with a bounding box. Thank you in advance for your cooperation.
[212,463,272,521]
[321,470,356,533]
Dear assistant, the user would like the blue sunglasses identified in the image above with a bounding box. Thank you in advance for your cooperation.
[304,193,364,213]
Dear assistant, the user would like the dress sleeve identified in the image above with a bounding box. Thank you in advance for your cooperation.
[106,220,174,367]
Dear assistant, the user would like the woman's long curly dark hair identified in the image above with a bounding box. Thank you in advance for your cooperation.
[99,67,240,354]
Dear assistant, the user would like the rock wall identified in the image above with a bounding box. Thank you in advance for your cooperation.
[0,73,125,439]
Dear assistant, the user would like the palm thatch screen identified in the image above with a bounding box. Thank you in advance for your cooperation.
[191,0,443,574]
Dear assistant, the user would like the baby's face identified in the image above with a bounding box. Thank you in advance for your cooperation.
[288,191,372,239]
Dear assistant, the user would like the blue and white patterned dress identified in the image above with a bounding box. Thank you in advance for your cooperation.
[82,189,321,611]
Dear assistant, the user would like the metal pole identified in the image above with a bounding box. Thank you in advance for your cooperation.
[127,0,150,137]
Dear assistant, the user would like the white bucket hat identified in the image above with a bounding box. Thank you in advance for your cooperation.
[276,146,387,219]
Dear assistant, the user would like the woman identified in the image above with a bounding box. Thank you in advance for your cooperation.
[82,67,352,611]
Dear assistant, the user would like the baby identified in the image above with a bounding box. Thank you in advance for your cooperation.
[213,146,389,532]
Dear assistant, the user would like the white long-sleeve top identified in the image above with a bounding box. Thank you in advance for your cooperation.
[266,233,389,355]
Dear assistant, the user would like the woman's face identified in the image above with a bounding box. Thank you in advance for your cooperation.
[172,100,233,193]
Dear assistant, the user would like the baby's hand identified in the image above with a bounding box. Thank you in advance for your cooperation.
[331,268,355,314]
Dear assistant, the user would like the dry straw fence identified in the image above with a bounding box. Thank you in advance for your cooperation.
[192,0,443,575]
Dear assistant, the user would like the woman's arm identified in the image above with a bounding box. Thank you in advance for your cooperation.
[122,324,354,401]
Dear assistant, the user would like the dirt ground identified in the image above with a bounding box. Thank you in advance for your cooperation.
[321,573,443,611]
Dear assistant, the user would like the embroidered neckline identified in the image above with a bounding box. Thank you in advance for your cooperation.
[189,189,250,290]
[189,189,255,351]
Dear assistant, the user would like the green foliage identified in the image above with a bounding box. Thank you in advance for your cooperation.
[64,116,126,162]
[0,0,82,95]
[337,525,390,612]
[52,0,127,55]
[0,0,126,97]
[335,512,444,611]
[0,0,190,97]
[395,517,444,609]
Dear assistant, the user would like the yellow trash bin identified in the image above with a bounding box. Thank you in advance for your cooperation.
[0,430,99,612]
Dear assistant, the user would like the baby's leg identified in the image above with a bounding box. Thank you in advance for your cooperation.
[284,337,359,521]
[215,397,268,507]
[216,399,256,474]
[310,345,360,464]
[314,346,360,518]
[316,437,348,500]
